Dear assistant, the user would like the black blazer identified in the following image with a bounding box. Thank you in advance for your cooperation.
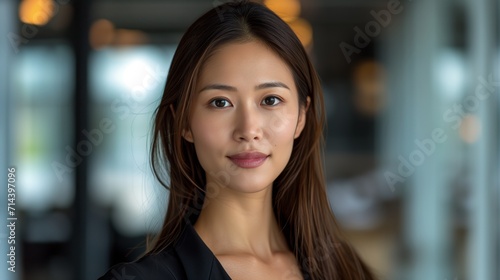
[98,222,232,280]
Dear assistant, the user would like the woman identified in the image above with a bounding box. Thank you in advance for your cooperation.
[99,1,376,279]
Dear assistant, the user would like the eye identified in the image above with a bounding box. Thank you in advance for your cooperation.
[209,98,232,108]
[261,96,282,106]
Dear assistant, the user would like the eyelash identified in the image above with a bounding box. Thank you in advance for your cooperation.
[208,95,284,108]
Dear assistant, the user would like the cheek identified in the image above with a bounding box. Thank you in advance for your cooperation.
[190,113,228,152]
[264,109,299,143]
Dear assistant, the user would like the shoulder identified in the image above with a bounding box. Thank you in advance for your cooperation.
[97,247,186,280]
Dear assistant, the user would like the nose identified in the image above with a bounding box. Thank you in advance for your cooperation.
[232,103,263,142]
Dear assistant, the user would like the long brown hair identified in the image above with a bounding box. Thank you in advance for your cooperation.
[148,1,376,279]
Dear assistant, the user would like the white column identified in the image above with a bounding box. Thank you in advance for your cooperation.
[380,0,454,278]
[467,0,498,279]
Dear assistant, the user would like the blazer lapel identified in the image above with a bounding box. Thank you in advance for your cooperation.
[175,222,232,280]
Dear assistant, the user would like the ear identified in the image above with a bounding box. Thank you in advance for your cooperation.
[182,128,194,143]
[294,96,310,139]
[171,104,194,143]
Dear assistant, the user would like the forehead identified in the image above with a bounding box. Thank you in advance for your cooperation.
[196,40,296,90]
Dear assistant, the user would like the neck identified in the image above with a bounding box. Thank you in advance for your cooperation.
[193,183,289,259]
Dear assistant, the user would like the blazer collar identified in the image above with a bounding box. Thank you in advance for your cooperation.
[174,221,232,280]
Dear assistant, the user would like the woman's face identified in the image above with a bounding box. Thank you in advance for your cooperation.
[183,40,308,195]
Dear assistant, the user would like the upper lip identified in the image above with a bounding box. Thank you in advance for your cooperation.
[227,151,269,159]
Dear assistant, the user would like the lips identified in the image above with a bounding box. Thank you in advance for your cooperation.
[227,151,269,168]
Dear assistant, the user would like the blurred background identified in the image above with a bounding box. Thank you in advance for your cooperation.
[0,0,499,279]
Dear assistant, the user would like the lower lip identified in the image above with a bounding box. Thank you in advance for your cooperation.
[228,156,268,168]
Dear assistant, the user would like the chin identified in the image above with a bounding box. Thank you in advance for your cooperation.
[227,180,274,194]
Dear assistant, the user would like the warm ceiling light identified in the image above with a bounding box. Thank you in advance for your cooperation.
[114,29,148,47]
[89,19,115,50]
[19,0,55,26]
[287,18,313,47]
[264,0,301,21]
[353,60,386,116]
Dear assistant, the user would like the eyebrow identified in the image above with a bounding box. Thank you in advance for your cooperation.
[198,81,290,93]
